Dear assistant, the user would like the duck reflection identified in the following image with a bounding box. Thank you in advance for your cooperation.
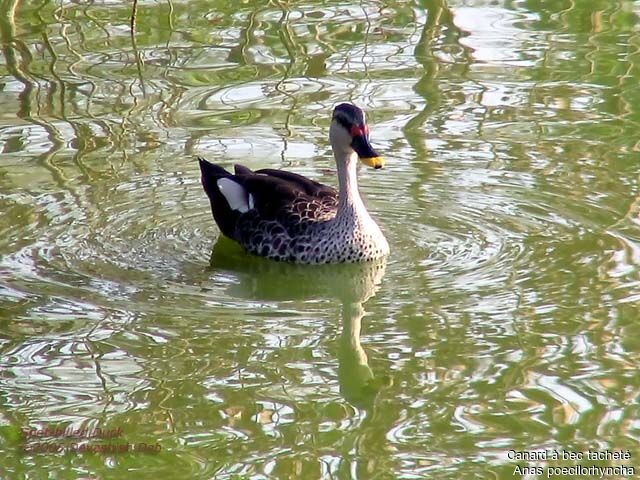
[338,301,393,409]
[208,236,392,407]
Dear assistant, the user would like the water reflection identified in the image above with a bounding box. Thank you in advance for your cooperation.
[207,236,395,474]
[208,236,386,303]
[2,0,640,477]
[338,301,392,410]
[209,235,392,407]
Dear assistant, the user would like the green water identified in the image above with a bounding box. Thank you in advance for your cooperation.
[1,0,640,478]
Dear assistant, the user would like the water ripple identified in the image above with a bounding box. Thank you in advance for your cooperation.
[1,0,640,478]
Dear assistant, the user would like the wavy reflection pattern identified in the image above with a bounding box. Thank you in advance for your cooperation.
[0,0,639,478]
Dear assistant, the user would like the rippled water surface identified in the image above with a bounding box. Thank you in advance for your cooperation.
[1,0,640,478]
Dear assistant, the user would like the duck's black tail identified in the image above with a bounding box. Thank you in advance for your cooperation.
[198,157,240,240]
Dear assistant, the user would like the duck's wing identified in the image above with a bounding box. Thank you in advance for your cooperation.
[199,158,337,241]
[245,168,337,220]
[255,168,336,198]
[238,169,338,228]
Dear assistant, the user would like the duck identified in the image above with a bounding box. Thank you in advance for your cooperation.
[198,103,389,264]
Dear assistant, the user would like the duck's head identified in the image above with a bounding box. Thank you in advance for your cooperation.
[330,103,384,169]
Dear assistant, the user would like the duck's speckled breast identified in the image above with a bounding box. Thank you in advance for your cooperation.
[236,209,389,264]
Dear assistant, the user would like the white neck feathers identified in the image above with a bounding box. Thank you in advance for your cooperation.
[335,151,368,221]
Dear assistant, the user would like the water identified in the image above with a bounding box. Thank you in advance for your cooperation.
[1,0,639,478]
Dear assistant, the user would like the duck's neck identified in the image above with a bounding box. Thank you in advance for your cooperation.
[336,151,367,219]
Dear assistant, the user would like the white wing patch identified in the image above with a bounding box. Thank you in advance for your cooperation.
[217,178,252,213]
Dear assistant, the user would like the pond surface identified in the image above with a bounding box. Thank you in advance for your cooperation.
[1,0,640,478]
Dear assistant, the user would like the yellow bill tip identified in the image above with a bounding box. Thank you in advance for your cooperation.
[360,156,384,169]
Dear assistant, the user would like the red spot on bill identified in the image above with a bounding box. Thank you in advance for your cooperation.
[350,125,369,137]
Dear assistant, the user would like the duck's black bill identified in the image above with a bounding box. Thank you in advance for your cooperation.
[351,135,384,169]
